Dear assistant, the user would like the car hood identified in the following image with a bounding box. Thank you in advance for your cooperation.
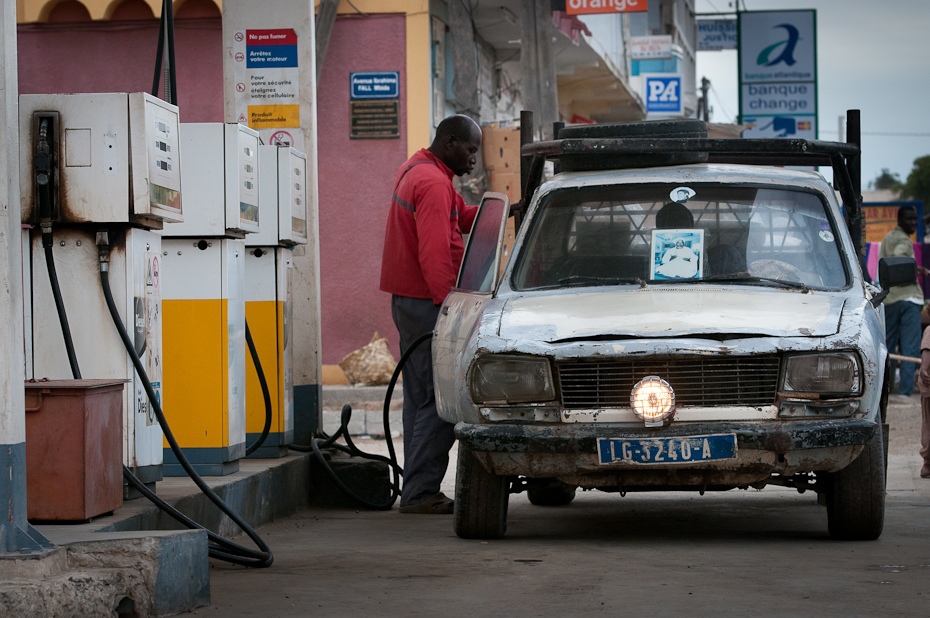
[499,289,845,343]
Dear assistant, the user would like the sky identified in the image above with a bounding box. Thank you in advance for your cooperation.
[694,0,930,189]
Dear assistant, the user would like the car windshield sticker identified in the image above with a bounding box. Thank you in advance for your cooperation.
[651,228,704,280]
[670,186,695,203]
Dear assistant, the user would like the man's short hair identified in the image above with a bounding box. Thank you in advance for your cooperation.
[898,205,917,222]
[435,115,479,142]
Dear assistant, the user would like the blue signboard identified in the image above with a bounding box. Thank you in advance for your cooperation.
[738,10,818,140]
[644,75,682,114]
[350,72,400,100]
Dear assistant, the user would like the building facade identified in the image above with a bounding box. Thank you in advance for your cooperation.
[15,0,697,388]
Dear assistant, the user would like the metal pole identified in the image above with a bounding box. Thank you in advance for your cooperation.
[700,77,710,122]
[222,0,322,444]
[0,0,53,555]
[518,110,534,230]
[847,109,864,257]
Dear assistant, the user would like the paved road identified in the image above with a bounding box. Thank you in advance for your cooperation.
[182,396,930,617]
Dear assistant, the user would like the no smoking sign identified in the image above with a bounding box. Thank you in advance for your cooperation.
[269,131,293,147]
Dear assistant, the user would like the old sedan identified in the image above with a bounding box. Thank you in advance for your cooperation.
[433,131,913,541]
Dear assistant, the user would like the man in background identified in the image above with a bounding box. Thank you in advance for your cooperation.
[880,205,928,396]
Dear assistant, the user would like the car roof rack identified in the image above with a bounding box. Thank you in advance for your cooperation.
[516,110,865,256]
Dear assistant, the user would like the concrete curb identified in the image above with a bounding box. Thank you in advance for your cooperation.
[0,529,208,617]
[322,384,403,437]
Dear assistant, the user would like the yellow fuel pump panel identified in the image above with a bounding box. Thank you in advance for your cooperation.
[244,247,293,457]
[161,238,246,476]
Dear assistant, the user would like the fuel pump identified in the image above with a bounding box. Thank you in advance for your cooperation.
[244,145,309,457]
[159,122,260,476]
[20,92,183,495]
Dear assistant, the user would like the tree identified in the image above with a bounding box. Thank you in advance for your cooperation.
[901,156,930,207]
[873,168,903,193]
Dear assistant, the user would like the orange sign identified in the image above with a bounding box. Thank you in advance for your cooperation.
[863,205,899,244]
[566,0,648,15]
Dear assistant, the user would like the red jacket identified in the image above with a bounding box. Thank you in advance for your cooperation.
[380,149,477,305]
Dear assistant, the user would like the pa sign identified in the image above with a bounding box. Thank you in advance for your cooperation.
[645,75,682,114]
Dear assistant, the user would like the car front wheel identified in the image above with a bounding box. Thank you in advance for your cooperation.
[453,444,509,539]
[824,422,885,541]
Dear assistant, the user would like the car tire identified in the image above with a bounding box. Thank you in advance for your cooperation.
[824,421,885,541]
[527,481,576,507]
[558,119,708,171]
[453,444,509,539]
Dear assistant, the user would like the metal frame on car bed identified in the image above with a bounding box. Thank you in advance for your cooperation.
[516,110,865,256]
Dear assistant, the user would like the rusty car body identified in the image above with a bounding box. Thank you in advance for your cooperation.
[433,115,915,540]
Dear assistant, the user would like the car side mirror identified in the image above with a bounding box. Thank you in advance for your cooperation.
[871,256,918,307]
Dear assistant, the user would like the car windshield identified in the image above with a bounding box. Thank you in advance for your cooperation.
[511,183,848,291]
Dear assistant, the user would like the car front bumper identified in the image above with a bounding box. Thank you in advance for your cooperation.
[454,418,878,489]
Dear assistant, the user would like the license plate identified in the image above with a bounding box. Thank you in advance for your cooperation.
[597,434,738,465]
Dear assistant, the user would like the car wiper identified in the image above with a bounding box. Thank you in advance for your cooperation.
[700,274,811,292]
[557,275,648,288]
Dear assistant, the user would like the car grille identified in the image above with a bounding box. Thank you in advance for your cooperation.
[557,356,781,409]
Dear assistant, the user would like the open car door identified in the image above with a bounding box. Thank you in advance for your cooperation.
[433,192,510,423]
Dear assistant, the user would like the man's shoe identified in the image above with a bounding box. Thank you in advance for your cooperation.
[399,492,454,514]
[921,464,930,478]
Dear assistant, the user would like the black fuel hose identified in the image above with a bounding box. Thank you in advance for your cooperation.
[41,237,81,380]
[151,0,177,103]
[39,226,273,566]
[244,320,272,456]
[35,117,81,380]
[97,240,273,568]
[288,331,432,511]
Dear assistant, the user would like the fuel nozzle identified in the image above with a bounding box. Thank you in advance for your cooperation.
[33,113,59,239]
[96,230,111,273]
[35,119,51,189]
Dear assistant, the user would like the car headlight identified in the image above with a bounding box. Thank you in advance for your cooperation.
[470,355,555,404]
[782,352,862,395]
[631,375,676,427]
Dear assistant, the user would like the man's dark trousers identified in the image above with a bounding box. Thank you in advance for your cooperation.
[391,295,456,506]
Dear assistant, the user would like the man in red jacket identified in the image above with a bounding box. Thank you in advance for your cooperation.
[380,115,482,514]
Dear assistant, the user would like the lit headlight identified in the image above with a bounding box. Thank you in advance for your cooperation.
[782,352,862,395]
[470,355,555,404]
[631,376,676,427]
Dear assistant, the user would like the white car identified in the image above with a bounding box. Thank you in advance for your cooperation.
[433,118,915,540]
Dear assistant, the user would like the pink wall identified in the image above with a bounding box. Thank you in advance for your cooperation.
[17,13,406,365]
[18,18,223,123]
[317,14,407,364]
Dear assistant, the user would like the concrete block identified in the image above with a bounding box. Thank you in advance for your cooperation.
[0,529,208,617]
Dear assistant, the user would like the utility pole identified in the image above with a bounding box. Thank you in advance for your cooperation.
[315,0,339,84]
[698,76,711,122]
[519,0,558,140]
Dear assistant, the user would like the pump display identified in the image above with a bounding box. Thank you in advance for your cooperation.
[20,92,183,493]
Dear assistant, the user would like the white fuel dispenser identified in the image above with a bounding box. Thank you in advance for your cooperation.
[243,145,309,457]
[159,122,259,475]
[20,92,183,493]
